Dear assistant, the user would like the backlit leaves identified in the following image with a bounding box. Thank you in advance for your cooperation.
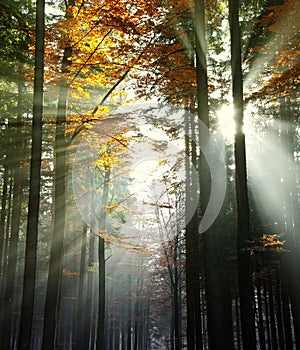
[248,234,285,254]
[247,0,300,102]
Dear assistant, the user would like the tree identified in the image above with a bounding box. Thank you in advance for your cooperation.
[229,0,256,348]
[96,169,110,350]
[18,1,45,348]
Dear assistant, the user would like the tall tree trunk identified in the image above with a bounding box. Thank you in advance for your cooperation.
[173,233,181,350]
[84,230,96,350]
[263,280,271,348]
[280,97,300,349]
[18,1,45,348]
[75,222,88,350]
[0,161,9,273]
[268,276,278,349]
[0,79,24,350]
[97,234,105,350]
[256,280,266,350]
[280,258,293,349]
[96,169,110,350]
[274,268,285,350]
[194,0,234,348]
[0,174,13,298]
[127,273,132,350]
[185,112,201,350]
[228,0,256,348]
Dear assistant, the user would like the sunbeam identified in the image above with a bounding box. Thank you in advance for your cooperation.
[216,102,255,142]
[247,118,299,234]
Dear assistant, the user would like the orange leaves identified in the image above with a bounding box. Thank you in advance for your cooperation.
[105,202,120,213]
[247,0,300,102]
[248,234,285,254]
[261,0,299,32]
[40,0,222,130]
[41,0,167,133]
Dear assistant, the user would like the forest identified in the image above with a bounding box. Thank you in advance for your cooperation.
[0,0,299,349]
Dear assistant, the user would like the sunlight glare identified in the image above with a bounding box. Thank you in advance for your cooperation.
[216,103,255,142]
[129,157,169,204]
[216,104,235,142]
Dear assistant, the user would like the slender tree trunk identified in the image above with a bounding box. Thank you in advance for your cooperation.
[264,280,271,348]
[234,297,242,350]
[97,235,105,350]
[173,234,181,350]
[96,169,110,350]
[0,173,12,298]
[274,268,285,350]
[185,112,200,350]
[114,316,120,350]
[228,0,256,348]
[0,173,12,343]
[75,222,88,350]
[256,280,266,350]
[18,1,45,348]
[85,230,96,349]
[121,301,126,350]
[0,161,9,272]
[134,298,139,350]
[280,257,293,349]
[268,276,278,349]
[280,98,300,349]
[127,273,132,350]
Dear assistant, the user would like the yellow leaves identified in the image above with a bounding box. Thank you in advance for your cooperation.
[105,202,119,213]
[67,5,79,17]
[28,44,35,52]
[42,0,182,128]
[158,160,167,166]
[260,233,284,249]
[95,149,118,169]
[73,85,90,99]
[248,234,285,254]
[101,106,110,113]
[95,132,130,170]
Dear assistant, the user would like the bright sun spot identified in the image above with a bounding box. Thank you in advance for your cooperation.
[216,104,235,142]
[216,103,255,142]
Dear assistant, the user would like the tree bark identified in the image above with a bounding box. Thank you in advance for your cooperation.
[84,230,96,350]
[256,280,266,350]
[127,273,132,350]
[96,169,110,350]
[75,222,88,350]
[228,0,256,348]
[280,257,293,349]
[0,161,9,272]
[18,1,45,348]
[185,111,201,350]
